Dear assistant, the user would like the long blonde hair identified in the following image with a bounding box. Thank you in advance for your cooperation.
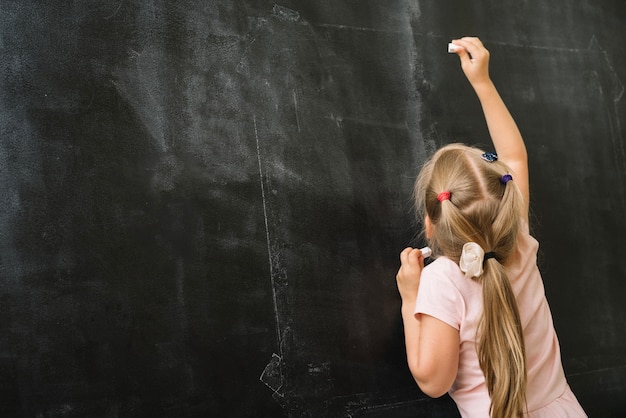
[414,144,527,418]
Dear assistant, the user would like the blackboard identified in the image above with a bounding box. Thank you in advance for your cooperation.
[1,1,624,416]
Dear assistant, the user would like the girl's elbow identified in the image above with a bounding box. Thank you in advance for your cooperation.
[416,379,450,398]
[410,365,453,398]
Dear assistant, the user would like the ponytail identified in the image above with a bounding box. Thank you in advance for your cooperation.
[479,259,527,418]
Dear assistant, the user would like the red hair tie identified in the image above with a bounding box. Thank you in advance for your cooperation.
[437,191,451,202]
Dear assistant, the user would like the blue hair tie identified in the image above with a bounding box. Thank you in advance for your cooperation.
[482,152,498,162]
[501,174,513,184]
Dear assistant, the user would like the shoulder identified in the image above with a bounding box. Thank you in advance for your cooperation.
[422,256,476,293]
[424,256,463,278]
[507,218,541,285]
[420,256,483,314]
[516,218,539,259]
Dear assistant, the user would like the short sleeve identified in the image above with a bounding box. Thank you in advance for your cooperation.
[414,264,464,331]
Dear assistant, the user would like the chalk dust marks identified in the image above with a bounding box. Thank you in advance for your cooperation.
[254,114,288,399]
[292,89,301,132]
[253,115,282,342]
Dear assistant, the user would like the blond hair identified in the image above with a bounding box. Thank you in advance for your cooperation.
[414,144,527,418]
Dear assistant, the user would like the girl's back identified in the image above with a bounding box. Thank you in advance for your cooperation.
[415,221,585,417]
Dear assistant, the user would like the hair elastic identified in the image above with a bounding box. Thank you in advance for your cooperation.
[437,191,451,202]
[482,152,498,162]
[501,174,513,184]
[484,251,496,261]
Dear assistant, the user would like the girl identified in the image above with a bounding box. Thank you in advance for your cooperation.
[396,38,587,417]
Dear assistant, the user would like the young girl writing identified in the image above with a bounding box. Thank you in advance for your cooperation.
[396,37,587,417]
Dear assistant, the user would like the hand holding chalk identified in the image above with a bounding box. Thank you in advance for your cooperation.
[448,42,464,53]
[448,38,491,87]
[397,247,431,301]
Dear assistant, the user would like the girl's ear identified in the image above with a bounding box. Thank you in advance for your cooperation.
[425,215,434,239]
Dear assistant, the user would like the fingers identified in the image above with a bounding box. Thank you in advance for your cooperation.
[399,247,426,266]
[400,247,412,264]
[450,36,491,86]
[452,37,484,52]
[397,247,426,302]
[451,37,489,62]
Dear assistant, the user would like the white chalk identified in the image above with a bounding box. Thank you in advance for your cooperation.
[448,42,463,53]
[420,247,432,258]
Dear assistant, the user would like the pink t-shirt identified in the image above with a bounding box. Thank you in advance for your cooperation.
[415,221,586,417]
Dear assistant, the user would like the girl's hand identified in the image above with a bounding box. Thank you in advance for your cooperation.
[396,247,426,304]
[451,37,491,89]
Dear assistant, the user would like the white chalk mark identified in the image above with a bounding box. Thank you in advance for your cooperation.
[259,353,284,395]
[254,115,283,352]
[271,4,300,22]
[325,114,407,130]
[489,40,585,54]
[315,22,402,34]
[567,364,626,377]
[109,78,167,152]
[328,113,343,129]
[104,0,124,20]
[292,89,301,132]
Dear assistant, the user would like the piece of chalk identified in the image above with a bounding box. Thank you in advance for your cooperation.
[420,247,432,258]
[448,42,463,53]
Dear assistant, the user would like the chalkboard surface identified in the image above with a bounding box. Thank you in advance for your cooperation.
[1,1,625,416]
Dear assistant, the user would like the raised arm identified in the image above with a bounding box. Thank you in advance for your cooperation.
[451,37,529,220]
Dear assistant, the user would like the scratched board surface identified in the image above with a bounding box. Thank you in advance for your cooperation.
[1,1,625,417]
